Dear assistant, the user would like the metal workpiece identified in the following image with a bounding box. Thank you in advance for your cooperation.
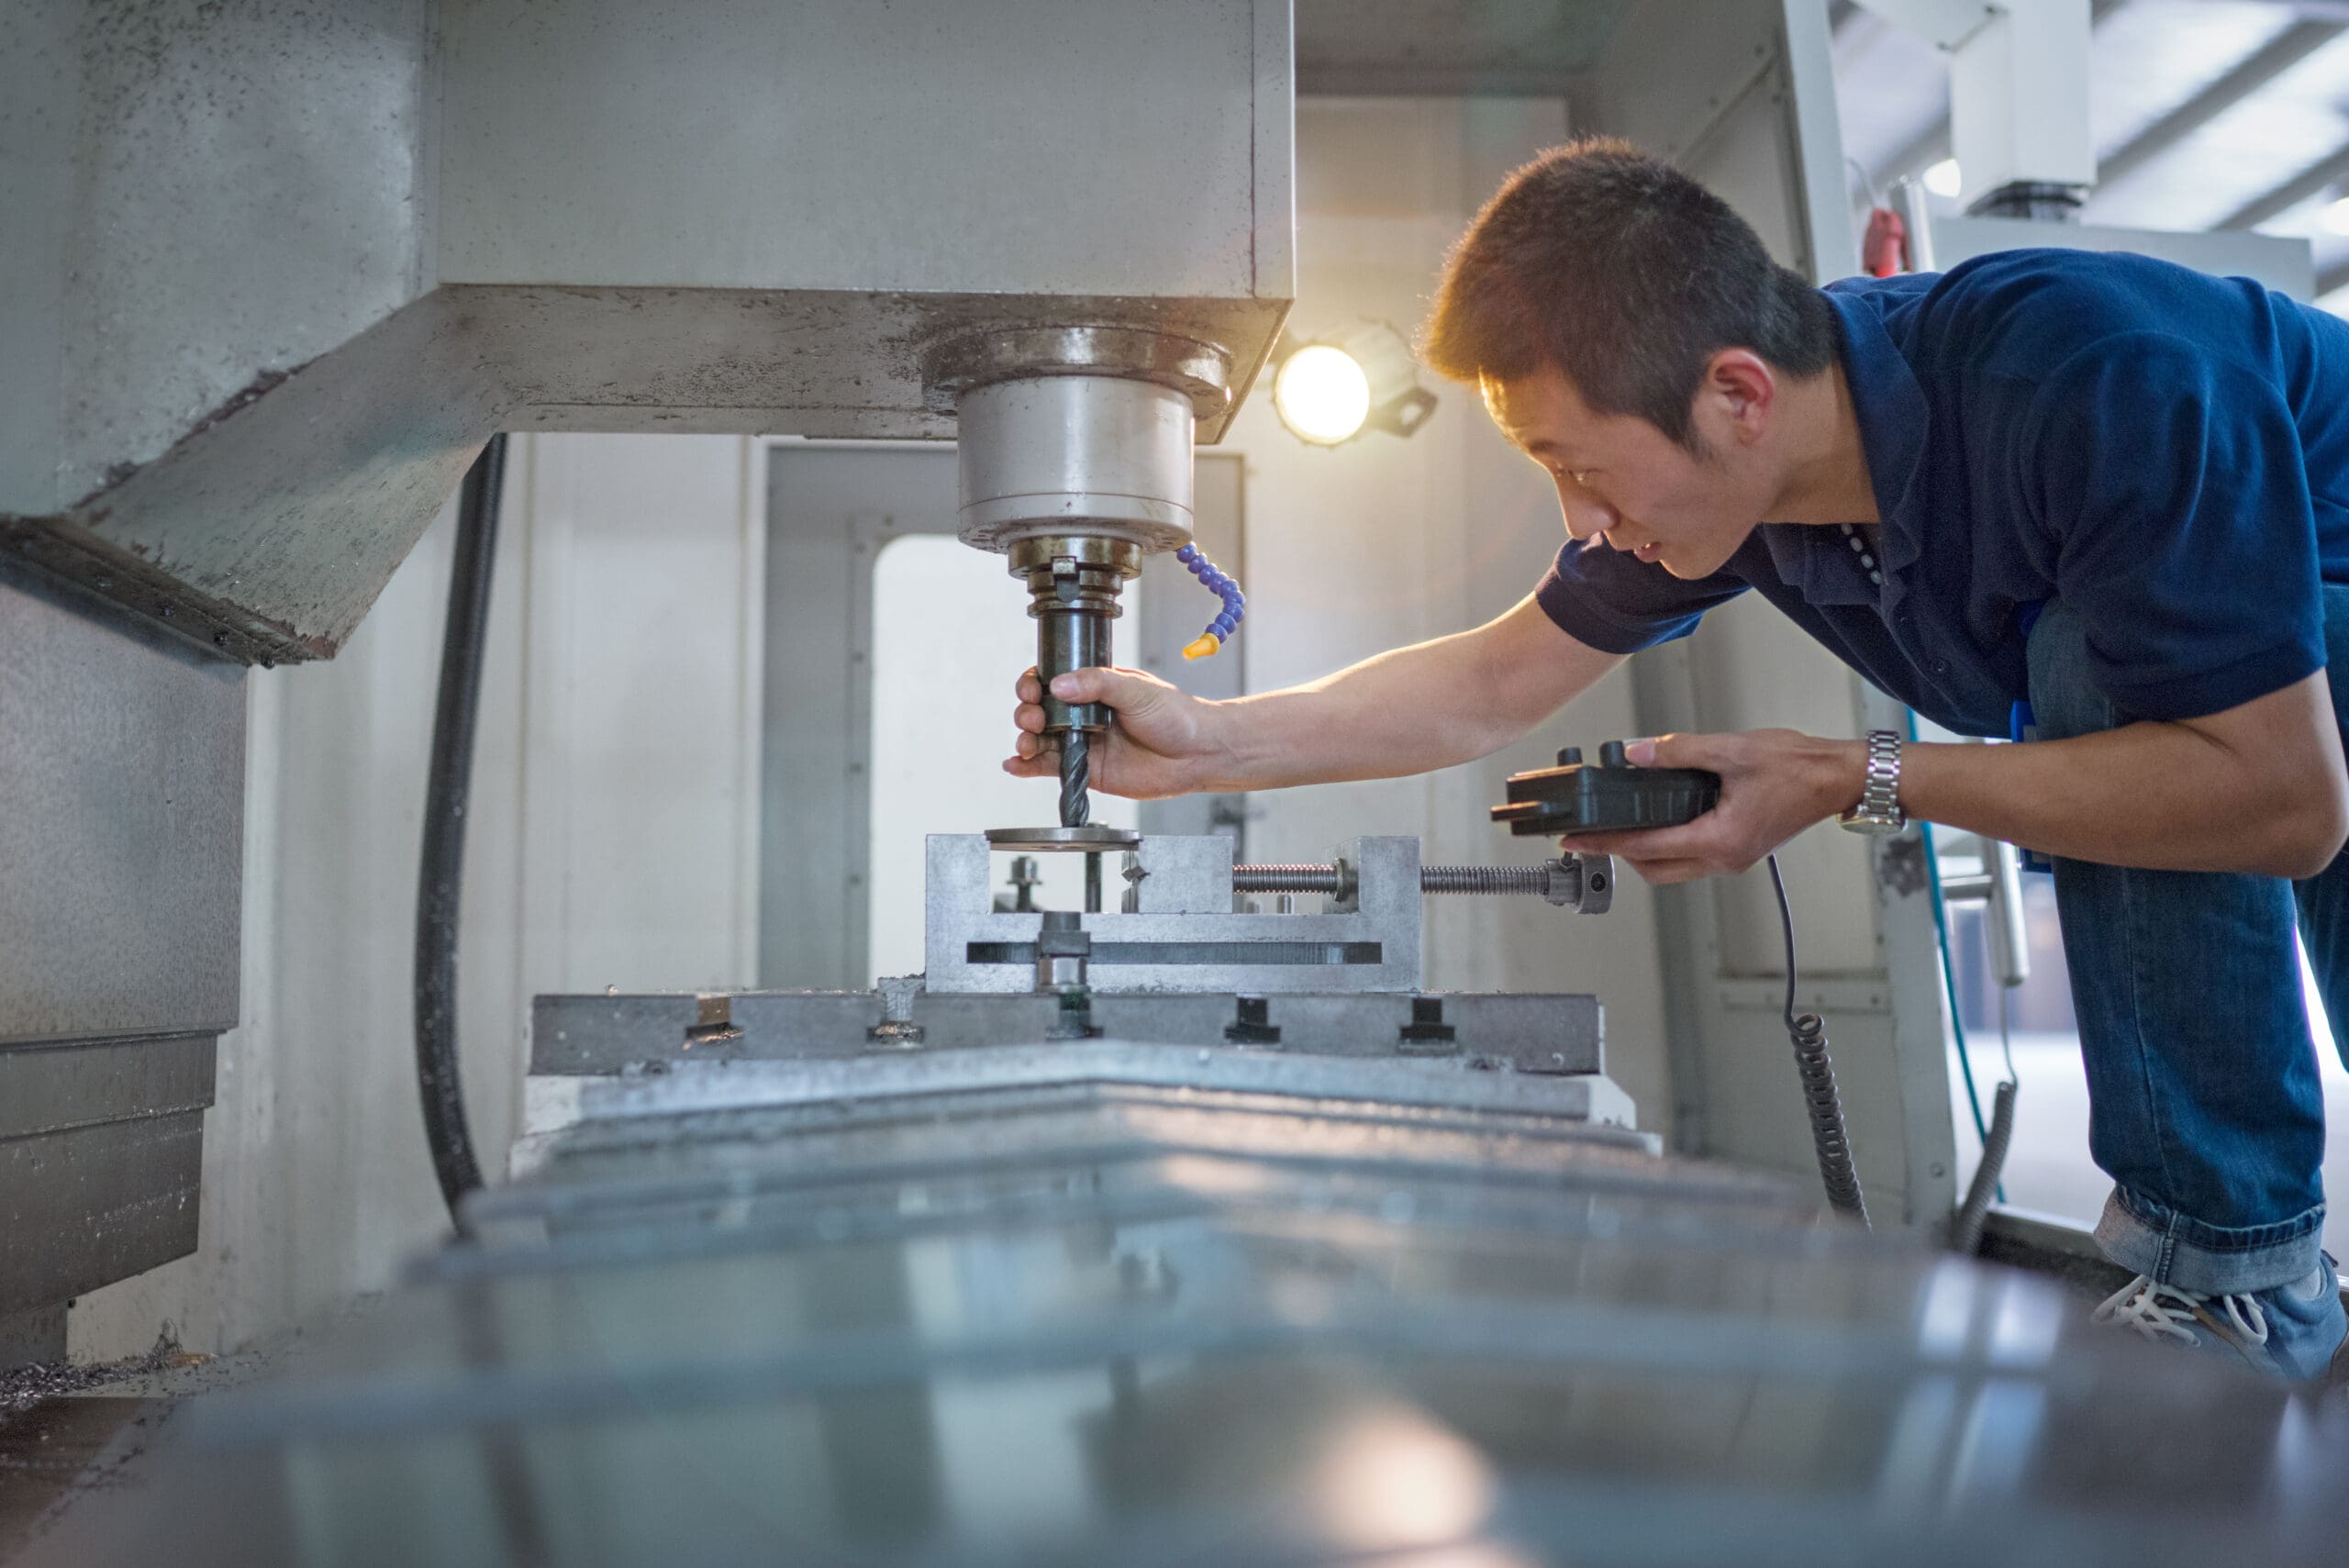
[926,834,1425,995]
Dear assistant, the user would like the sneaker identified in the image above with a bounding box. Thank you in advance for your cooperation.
[2092,1251,2347,1384]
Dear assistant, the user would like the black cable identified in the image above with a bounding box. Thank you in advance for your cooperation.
[1766,852,1869,1226]
[414,433,507,1224]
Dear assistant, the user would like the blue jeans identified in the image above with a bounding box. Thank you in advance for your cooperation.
[2028,592,2348,1294]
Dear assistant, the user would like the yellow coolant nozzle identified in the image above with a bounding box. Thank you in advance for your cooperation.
[1182,633,1221,661]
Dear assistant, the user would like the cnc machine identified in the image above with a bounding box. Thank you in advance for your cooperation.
[6,3,2348,1563]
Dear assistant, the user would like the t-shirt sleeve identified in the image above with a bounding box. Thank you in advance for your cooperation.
[1532,537,1750,654]
[2029,332,2323,720]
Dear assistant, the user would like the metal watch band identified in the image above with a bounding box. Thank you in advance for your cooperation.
[1852,728,1903,825]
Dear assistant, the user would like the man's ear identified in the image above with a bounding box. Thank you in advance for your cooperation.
[1699,349,1776,443]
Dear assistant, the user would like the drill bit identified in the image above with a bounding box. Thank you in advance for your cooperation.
[1058,729,1091,828]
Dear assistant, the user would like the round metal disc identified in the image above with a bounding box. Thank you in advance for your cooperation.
[984,826,1141,852]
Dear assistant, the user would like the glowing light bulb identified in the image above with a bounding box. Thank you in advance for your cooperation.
[1273,343,1374,445]
[1922,159,1963,200]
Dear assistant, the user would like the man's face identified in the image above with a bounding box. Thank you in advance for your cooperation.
[1484,363,1771,580]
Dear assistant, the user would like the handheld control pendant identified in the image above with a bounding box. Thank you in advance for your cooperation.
[1490,740,1722,837]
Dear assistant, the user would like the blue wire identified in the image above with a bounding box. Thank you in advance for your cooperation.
[1908,713,2002,1203]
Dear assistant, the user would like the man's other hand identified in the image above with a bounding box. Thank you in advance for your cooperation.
[1006,666,1226,800]
[1570,729,1865,884]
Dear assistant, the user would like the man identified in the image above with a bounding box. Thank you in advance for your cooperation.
[1005,139,2349,1381]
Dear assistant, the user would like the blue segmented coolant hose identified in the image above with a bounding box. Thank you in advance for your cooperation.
[1174,543,1245,660]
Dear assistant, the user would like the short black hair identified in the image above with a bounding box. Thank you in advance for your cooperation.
[1420,138,1837,450]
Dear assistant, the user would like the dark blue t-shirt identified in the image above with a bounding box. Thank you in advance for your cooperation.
[1532,248,2349,736]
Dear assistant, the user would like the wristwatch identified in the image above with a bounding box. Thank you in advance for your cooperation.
[1838,729,1906,835]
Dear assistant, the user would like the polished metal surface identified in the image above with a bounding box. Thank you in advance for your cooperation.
[27,1031,2349,1567]
[928,835,1425,995]
[953,375,1200,555]
[514,1041,1643,1178]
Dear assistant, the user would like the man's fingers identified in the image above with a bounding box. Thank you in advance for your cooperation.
[1014,702,1044,735]
[1017,672,1042,705]
[1572,820,1716,860]
[1617,856,1710,885]
[1049,665,1156,713]
[1626,732,1731,771]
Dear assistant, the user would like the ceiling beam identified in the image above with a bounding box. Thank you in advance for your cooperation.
[2218,139,2349,229]
[2318,254,2349,298]
[2096,20,2343,191]
[2241,3,2349,22]
[1863,0,2130,194]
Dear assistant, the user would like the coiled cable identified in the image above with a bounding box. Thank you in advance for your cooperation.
[1175,543,1245,660]
[1767,852,1869,1226]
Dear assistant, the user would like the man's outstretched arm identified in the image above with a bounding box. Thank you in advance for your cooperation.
[1573,671,2349,884]
[1005,594,1621,799]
